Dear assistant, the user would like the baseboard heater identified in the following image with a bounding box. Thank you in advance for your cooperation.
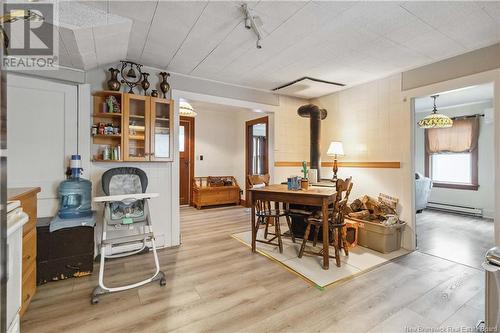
[427,202,483,217]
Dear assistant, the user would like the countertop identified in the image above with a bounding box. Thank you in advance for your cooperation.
[7,187,41,201]
[6,187,41,237]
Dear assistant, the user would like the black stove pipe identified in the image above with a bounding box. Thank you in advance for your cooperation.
[297,104,327,180]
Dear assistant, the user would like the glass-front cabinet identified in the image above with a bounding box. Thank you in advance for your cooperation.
[150,97,173,161]
[92,91,173,162]
[124,94,150,161]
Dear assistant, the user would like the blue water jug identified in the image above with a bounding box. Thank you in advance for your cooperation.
[58,155,92,219]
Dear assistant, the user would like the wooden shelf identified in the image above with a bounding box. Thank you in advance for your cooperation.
[93,112,122,118]
[92,134,121,138]
[129,115,145,119]
[92,159,123,163]
[129,125,145,131]
[154,117,169,121]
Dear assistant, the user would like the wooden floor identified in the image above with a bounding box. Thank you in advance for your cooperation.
[416,209,494,269]
[22,206,485,333]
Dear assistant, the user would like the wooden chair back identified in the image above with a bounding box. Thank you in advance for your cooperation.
[332,177,353,225]
[248,174,271,214]
[247,174,270,187]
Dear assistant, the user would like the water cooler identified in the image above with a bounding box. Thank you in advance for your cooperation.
[58,155,92,219]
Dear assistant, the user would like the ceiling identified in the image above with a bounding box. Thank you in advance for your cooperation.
[414,83,494,113]
[55,1,500,93]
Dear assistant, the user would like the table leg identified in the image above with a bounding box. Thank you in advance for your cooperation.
[251,196,256,253]
[322,198,329,270]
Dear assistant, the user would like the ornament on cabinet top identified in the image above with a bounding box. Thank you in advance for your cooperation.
[159,72,171,98]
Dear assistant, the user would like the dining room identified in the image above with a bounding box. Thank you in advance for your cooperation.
[229,101,409,288]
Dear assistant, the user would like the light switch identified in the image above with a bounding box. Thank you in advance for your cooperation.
[199,155,204,161]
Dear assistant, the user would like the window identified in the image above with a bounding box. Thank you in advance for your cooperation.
[430,153,472,184]
[424,116,479,191]
[426,150,478,190]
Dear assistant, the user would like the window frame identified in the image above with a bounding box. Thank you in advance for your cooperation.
[424,134,479,191]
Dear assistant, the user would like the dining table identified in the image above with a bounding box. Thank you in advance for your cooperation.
[249,184,337,270]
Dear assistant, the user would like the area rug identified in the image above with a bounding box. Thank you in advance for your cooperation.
[232,229,409,289]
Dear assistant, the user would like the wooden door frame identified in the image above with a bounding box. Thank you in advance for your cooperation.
[180,116,195,206]
[245,116,269,206]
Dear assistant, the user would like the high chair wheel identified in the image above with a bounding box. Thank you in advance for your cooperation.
[160,278,166,286]
[91,296,99,305]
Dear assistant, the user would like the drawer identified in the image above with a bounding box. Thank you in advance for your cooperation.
[22,228,36,276]
[20,263,36,317]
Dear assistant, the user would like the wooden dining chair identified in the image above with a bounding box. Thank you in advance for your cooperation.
[248,174,295,253]
[298,177,353,267]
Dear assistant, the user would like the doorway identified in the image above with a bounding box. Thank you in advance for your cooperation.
[245,116,269,205]
[413,83,495,269]
[179,116,195,206]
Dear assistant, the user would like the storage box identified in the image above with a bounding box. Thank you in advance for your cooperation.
[349,218,406,253]
[36,217,94,285]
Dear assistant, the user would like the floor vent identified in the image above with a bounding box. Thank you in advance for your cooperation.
[427,202,483,217]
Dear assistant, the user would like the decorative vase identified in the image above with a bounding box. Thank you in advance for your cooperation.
[151,89,159,97]
[141,73,150,96]
[107,68,120,91]
[301,179,309,190]
[159,72,170,98]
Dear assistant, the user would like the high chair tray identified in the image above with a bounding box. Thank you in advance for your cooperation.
[94,193,159,202]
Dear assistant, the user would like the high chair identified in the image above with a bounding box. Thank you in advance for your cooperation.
[91,167,166,304]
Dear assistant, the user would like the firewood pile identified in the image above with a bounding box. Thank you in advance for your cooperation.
[347,193,399,223]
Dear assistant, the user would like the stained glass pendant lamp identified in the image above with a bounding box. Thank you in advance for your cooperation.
[179,101,197,117]
[417,95,453,129]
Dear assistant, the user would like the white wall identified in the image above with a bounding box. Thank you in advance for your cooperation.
[312,74,414,250]
[414,101,495,218]
[193,107,267,197]
[272,96,311,183]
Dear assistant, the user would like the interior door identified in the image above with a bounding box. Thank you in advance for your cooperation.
[245,116,269,204]
[7,74,78,217]
[179,116,194,205]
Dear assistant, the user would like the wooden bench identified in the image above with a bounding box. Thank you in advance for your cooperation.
[192,176,241,209]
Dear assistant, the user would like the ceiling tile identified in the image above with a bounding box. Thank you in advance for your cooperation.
[191,1,307,78]
[167,1,245,73]
[140,1,208,68]
[401,1,498,49]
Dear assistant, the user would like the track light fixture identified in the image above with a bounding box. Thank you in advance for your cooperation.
[242,3,263,49]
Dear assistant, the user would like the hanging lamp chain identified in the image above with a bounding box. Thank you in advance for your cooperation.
[431,94,439,114]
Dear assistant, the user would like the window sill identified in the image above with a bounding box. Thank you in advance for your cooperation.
[432,182,479,191]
